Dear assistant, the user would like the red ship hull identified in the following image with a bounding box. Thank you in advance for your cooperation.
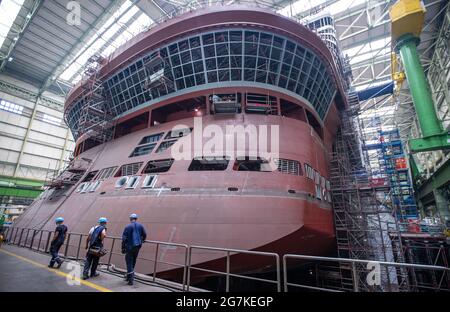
[14,112,338,276]
[12,6,348,281]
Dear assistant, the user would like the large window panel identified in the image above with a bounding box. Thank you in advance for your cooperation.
[69,28,337,139]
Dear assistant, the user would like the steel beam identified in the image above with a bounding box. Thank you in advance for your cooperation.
[0,0,43,73]
[12,96,40,178]
[39,0,125,93]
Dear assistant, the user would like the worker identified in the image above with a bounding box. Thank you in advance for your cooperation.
[122,213,147,285]
[48,217,67,269]
[82,217,108,280]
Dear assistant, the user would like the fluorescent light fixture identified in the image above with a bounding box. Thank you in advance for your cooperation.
[8,57,13,61]
[42,113,62,126]
[0,0,25,48]
[0,99,24,114]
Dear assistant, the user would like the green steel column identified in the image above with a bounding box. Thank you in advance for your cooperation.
[397,34,442,137]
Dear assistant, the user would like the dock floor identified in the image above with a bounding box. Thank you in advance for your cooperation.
[0,244,173,292]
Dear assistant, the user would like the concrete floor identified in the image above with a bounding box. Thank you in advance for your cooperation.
[0,244,172,292]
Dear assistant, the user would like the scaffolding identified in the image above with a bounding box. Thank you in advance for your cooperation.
[364,129,420,220]
[143,51,173,90]
[76,54,115,144]
[327,91,449,291]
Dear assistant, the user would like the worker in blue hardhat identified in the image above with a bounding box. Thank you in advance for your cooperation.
[48,217,67,269]
[82,217,108,280]
[122,213,147,285]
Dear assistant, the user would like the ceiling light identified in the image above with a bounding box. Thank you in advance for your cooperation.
[8,57,13,62]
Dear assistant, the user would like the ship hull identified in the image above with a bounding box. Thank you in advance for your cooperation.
[13,108,338,280]
[17,190,334,279]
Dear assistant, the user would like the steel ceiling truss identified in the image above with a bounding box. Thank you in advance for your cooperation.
[0,0,43,72]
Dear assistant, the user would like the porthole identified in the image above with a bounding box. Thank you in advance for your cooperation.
[115,176,129,188]
[125,176,140,189]
[76,183,87,193]
[80,182,90,193]
[88,181,101,192]
[142,175,158,188]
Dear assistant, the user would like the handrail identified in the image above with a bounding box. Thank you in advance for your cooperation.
[187,245,281,292]
[5,226,450,292]
[283,254,450,292]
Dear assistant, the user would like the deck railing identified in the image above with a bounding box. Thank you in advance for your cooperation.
[3,226,450,292]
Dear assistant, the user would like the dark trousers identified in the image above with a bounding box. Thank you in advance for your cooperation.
[83,252,100,277]
[125,246,141,282]
[49,242,63,267]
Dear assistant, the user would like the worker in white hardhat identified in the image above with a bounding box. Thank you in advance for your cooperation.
[122,213,147,285]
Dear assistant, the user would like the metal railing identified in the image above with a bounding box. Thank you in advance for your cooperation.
[4,227,189,291]
[283,254,450,292]
[102,236,189,290]
[187,245,281,292]
[4,226,450,292]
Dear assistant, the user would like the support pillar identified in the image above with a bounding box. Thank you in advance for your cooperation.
[395,34,450,152]
[389,0,450,153]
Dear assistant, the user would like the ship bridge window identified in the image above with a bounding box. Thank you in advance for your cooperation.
[115,162,143,177]
[233,157,273,172]
[274,159,302,175]
[156,140,177,153]
[96,166,117,180]
[83,171,98,182]
[188,157,229,171]
[130,143,156,157]
[139,132,164,145]
[143,159,174,174]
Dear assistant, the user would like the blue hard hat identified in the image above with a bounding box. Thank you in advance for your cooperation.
[55,217,64,223]
[129,213,138,219]
[98,217,108,223]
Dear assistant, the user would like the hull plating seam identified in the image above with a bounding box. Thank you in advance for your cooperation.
[85,189,332,210]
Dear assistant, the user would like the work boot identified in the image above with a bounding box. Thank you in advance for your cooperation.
[127,280,133,286]
[82,275,89,280]
[56,259,64,269]
[90,272,100,278]
[48,264,54,268]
